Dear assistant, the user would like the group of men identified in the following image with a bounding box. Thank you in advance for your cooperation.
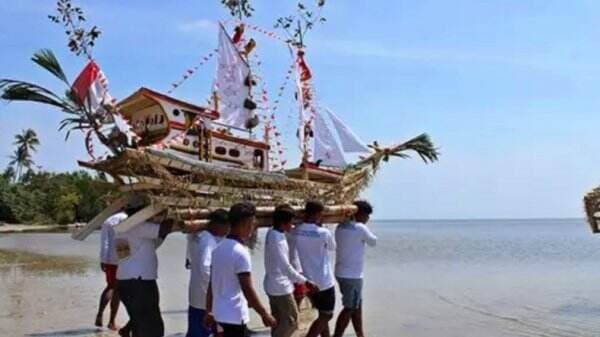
[96,199,377,337]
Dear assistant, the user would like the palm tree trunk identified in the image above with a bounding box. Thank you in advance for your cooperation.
[15,164,21,183]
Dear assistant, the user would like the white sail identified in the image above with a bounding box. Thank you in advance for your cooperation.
[325,108,370,153]
[214,23,251,129]
[313,111,346,167]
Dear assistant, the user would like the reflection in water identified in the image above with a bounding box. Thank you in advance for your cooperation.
[0,249,91,276]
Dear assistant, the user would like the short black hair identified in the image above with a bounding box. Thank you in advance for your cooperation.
[273,204,295,227]
[353,200,373,215]
[124,204,145,216]
[229,202,256,227]
[209,208,229,226]
[304,200,324,217]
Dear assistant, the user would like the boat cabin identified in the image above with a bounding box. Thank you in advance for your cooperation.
[118,87,270,171]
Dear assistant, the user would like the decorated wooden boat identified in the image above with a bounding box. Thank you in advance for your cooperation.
[583,188,600,233]
[0,1,439,239]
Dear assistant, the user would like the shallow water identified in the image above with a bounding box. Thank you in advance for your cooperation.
[1,219,598,337]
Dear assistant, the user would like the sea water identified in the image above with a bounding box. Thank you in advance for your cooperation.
[1,218,599,337]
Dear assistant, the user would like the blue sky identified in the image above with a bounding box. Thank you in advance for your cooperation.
[1,0,600,219]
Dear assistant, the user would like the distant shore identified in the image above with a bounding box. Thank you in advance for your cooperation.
[0,223,81,233]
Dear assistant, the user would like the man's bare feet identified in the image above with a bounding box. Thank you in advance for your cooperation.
[108,322,120,331]
[94,314,102,327]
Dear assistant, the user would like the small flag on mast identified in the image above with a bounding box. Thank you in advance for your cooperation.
[72,61,114,113]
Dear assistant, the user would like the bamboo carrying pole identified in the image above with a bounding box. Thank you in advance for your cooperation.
[176,205,357,231]
[71,197,129,240]
[114,203,168,234]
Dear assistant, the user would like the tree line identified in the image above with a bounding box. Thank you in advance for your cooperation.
[0,129,118,225]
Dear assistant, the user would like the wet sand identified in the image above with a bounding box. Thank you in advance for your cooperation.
[0,232,315,337]
[3,219,600,337]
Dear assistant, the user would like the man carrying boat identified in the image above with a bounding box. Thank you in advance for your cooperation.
[205,202,276,337]
[264,204,315,337]
[115,210,174,337]
[333,200,377,337]
[186,209,230,337]
[96,209,127,330]
[289,200,336,337]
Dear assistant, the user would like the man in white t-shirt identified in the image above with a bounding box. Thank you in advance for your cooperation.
[333,200,377,337]
[116,211,174,337]
[289,200,336,337]
[205,202,276,337]
[264,204,314,337]
[95,210,127,330]
[186,209,230,337]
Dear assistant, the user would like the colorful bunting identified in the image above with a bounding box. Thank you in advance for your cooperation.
[167,49,218,94]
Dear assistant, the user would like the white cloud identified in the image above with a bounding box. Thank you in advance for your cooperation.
[177,19,218,34]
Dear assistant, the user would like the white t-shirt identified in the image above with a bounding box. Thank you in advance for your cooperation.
[116,222,162,280]
[99,212,128,265]
[263,228,306,296]
[188,231,219,309]
[335,221,377,279]
[211,237,252,325]
[289,223,336,290]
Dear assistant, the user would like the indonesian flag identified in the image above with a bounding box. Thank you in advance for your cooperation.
[72,61,115,113]
[296,50,312,82]
[296,50,313,110]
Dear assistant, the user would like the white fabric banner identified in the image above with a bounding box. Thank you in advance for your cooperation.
[325,108,370,153]
[313,111,346,167]
[214,23,250,129]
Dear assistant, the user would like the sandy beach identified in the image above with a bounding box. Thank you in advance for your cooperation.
[2,219,600,337]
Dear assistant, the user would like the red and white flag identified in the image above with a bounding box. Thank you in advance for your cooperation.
[72,61,140,149]
[72,61,115,113]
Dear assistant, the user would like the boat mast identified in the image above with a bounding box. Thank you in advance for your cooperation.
[274,1,327,174]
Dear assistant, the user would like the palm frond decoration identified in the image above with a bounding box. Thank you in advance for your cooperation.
[0,79,66,108]
[358,133,439,170]
[387,133,439,163]
[1,49,118,155]
[31,49,69,85]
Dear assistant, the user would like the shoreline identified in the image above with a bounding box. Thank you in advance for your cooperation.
[0,223,81,234]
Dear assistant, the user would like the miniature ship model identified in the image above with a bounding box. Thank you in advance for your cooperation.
[0,19,438,238]
[70,23,439,238]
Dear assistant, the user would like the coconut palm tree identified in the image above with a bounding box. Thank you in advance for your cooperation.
[8,147,33,183]
[14,129,40,157]
[0,49,121,155]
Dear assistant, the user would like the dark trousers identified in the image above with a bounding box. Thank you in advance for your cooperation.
[187,306,211,337]
[118,279,164,337]
[219,322,247,337]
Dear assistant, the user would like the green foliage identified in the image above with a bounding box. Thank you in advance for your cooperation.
[221,0,254,19]
[48,0,102,58]
[0,169,119,225]
[275,1,327,48]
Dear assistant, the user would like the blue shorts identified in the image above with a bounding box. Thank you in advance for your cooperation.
[337,277,363,309]
[187,306,211,337]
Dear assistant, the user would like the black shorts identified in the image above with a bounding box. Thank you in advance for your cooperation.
[218,322,247,337]
[309,286,335,313]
